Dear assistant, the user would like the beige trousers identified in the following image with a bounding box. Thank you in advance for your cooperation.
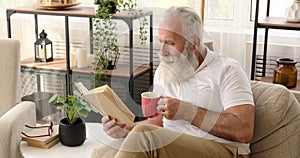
[92,124,238,158]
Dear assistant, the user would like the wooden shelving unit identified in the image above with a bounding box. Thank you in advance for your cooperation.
[251,0,300,80]
[7,5,153,99]
[257,17,300,30]
[21,58,150,79]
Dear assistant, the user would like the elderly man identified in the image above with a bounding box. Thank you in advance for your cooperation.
[100,6,254,158]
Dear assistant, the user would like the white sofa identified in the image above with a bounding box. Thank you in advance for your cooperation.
[0,39,36,158]
[250,81,300,158]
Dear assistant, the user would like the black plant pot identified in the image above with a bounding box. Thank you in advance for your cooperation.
[94,0,117,13]
[59,118,86,146]
[105,60,116,70]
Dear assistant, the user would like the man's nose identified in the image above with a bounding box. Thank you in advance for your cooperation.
[160,44,169,56]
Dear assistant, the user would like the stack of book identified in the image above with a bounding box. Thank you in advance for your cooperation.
[21,124,59,149]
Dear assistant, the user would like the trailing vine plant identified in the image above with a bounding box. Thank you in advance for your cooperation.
[92,0,148,87]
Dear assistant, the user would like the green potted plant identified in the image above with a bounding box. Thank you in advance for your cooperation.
[48,93,96,146]
[92,0,148,86]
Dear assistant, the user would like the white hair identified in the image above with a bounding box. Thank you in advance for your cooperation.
[162,6,203,47]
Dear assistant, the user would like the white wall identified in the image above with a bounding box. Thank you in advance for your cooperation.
[2,2,300,79]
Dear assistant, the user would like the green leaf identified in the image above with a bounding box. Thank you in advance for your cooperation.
[79,109,89,118]
[53,102,64,107]
[48,94,59,103]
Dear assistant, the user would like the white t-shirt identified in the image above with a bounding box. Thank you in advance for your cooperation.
[153,49,254,155]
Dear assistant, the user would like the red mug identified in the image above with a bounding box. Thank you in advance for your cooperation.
[141,92,161,118]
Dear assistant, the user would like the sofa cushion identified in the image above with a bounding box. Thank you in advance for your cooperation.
[0,39,21,116]
[250,81,300,158]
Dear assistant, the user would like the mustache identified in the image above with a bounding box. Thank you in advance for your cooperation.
[159,55,179,63]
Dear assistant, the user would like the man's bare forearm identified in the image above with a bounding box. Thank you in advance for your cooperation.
[188,104,255,143]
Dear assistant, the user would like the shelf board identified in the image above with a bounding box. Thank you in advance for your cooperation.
[7,6,95,17]
[260,77,300,91]
[21,57,151,79]
[21,58,67,72]
[257,17,300,30]
[6,5,152,19]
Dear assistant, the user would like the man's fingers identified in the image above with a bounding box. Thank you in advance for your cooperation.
[106,124,123,137]
[101,115,111,124]
[157,98,164,105]
[103,118,117,131]
[157,104,165,113]
[157,97,166,113]
[101,116,128,138]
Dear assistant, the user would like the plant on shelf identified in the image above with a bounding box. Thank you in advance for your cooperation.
[92,0,148,86]
[48,93,96,146]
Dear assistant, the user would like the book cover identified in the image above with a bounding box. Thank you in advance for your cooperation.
[27,137,60,149]
[75,82,135,124]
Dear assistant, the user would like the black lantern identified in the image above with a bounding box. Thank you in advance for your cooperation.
[34,30,53,62]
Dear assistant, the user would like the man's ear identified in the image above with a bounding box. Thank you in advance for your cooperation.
[192,36,200,49]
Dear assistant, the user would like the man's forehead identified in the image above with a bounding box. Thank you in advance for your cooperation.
[158,28,185,42]
[159,17,183,35]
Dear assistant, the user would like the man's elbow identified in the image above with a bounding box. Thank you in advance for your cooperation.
[236,128,254,143]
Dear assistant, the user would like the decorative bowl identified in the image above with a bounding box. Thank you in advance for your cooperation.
[35,1,81,10]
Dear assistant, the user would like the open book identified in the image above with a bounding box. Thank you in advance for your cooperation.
[75,82,135,124]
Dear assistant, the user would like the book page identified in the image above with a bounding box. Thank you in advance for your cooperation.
[75,82,89,95]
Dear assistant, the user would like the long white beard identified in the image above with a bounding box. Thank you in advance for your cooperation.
[157,44,199,84]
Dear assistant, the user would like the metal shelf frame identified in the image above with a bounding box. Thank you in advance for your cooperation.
[251,0,300,80]
[6,6,153,98]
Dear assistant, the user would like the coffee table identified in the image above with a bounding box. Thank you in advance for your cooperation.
[20,123,113,158]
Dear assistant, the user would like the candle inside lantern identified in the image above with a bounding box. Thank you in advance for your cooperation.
[39,47,45,58]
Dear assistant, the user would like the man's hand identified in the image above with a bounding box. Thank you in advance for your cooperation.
[157,97,197,122]
[156,97,255,143]
[101,116,130,139]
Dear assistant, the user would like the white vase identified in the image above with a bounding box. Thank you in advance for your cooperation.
[285,1,300,22]
[70,51,77,67]
[77,48,88,68]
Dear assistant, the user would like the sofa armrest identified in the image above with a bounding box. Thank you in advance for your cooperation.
[250,81,300,158]
[0,101,36,158]
[290,90,300,103]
